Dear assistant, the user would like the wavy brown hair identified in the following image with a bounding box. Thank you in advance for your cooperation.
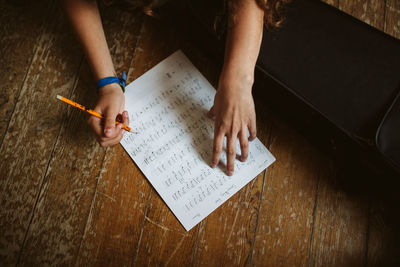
[228,0,290,29]
[258,0,290,28]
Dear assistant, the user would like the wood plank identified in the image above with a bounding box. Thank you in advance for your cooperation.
[74,15,154,266]
[0,2,82,265]
[385,0,400,39]
[321,0,339,8]
[191,101,271,266]
[17,6,142,266]
[251,117,321,266]
[0,0,51,143]
[309,162,369,266]
[133,191,198,267]
[74,139,149,266]
[308,1,384,266]
[366,199,400,267]
[339,0,386,30]
[306,125,369,260]
[16,64,104,266]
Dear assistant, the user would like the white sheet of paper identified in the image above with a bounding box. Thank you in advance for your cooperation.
[121,50,275,231]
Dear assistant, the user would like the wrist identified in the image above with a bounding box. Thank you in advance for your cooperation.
[96,72,127,94]
[98,83,123,96]
[219,65,254,92]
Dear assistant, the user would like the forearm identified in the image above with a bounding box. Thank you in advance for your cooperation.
[63,0,115,80]
[221,0,264,88]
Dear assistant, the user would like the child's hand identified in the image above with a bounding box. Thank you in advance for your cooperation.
[208,72,257,176]
[88,83,129,147]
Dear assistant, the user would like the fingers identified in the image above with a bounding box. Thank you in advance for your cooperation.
[89,87,125,147]
[212,122,239,176]
[226,134,237,176]
[239,127,249,162]
[211,127,224,168]
[212,124,254,175]
[104,106,121,138]
[88,110,130,148]
[98,110,129,147]
[101,110,129,147]
[99,127,124,147]
[88,116,103,138]
[122,110,129,126]
[208,75,257,175]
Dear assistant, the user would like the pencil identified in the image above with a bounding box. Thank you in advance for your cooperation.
[56,95,135,133]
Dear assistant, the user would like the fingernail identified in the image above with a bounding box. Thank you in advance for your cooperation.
[239,156,245,162]
[104,128,112,136]
[228,170,233,176]
[123,111,128,117]
[211,161,217,168]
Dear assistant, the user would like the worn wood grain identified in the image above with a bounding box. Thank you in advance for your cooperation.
[309,162,369,267]
[192,164,267,267]
[0,2,82,265]
[385,0,400,39]
[0,0,52,144]
[134,193,198,265]
[339,0,386,30]
[366,198,400,267]
[18,6,142,266]
[16,63,103,265]
[251,117,320,266]
[321,0,339,7]
[75,140,150,266]
[134,186,198,266]
[18,75,104,266]
[133,191,198,267]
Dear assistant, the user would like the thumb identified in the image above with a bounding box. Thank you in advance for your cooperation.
[103,107,120,138]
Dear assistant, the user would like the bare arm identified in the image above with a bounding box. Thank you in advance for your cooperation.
[222,0,264,86]
[63,0,115,79]
[209,0,264,175]
[63,0,128,147]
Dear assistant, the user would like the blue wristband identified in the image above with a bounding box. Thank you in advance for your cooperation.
[96,72,127,93]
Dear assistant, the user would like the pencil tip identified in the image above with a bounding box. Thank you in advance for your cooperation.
[56,95,62,100]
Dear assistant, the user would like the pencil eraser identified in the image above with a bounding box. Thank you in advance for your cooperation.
[56,95,62,100]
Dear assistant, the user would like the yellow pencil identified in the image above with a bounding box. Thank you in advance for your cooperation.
[56,95,135,133]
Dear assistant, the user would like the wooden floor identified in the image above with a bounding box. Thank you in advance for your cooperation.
[1,0,400,266]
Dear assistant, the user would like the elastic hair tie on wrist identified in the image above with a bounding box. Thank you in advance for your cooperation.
[96,72,127,93]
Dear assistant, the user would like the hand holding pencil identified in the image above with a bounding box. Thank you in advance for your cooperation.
[57,86,134,147]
